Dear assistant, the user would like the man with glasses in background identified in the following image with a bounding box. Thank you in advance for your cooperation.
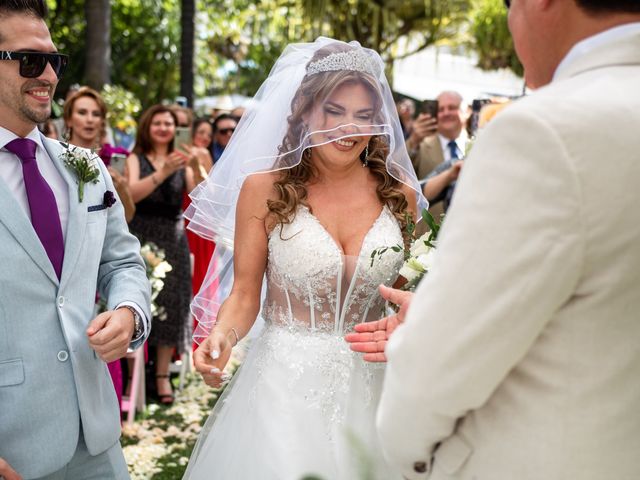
[0,1,150,478]
[210,113,237,163]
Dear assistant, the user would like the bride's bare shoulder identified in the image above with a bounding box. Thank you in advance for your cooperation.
[238,171,281,205]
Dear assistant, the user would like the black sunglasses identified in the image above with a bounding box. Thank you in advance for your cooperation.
[218,127,235,135]
[0,50,69,79]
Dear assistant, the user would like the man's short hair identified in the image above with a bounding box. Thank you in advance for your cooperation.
[0,0,48,19]
[0,0,48,43]
[575,0,640,14]
[213,113,238,131]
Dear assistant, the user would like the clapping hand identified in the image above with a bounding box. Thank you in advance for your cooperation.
[161,151,189,177]
[193,330,235,388]
[345,285,414,362]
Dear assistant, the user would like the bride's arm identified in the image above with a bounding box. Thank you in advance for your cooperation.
[193,173,275,387]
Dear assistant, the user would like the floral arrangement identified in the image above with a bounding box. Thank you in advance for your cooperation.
[371,209,441,291]
[94,242,172,319]
[140,242,173,321]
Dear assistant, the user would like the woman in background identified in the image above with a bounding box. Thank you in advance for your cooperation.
[63,87,136,409]
[185,118,216,324]
[127,105,207,403]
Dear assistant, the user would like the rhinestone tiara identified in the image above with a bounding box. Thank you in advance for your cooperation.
[307,49,381,77]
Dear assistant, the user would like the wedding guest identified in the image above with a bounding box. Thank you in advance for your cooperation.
[183,38,426,480]
[396,97,415,139]
[187,120,215,275]
[127,104,207,404]
[171,103,193,129]
[349,1,640,478]
[230,105,246,119]
[0,1,151,478]
[407,91,469,216]
[41,117,59,139]
[210,113,237,163]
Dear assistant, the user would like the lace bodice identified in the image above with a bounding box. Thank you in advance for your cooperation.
[263,205,404,334]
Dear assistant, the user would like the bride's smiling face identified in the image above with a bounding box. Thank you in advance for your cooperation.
[307,81,376,166]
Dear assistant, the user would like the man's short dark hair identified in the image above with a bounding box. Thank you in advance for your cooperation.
[0,0,48,19]
[213,113,238,131]
[575,0,640,14]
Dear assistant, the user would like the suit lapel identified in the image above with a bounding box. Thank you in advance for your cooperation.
[42,136,88,288]
[0,159,59,285]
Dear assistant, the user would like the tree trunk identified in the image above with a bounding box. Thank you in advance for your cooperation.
[180,0,195,108]
[84,0,111,89]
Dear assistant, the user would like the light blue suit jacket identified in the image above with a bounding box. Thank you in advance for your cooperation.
[0,135,151,479]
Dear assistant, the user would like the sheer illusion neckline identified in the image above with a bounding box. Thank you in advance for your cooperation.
[299,204,388,258]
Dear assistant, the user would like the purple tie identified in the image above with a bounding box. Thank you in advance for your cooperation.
[5,138,64,279]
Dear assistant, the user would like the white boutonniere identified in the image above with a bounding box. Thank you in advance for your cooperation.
[60,143,100,202]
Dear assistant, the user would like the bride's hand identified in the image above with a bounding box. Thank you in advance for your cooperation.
[193,329,235,388]
[345,285,413,362]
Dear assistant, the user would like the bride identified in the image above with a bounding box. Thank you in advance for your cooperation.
[183,37,427,479]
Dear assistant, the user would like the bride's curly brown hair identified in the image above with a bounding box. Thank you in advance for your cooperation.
[266,43,410,245]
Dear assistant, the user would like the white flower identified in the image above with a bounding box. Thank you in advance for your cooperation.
[399,257,427,282]
[410,232,435,257]
[416,249,436,271]
[153,261,172,278]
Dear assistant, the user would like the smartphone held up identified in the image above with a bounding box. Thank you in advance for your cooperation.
[109,153,127,175]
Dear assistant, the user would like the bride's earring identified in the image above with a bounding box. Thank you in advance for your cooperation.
[361,143,369,167]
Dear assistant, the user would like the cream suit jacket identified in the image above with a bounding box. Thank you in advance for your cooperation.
[377,31,640,480]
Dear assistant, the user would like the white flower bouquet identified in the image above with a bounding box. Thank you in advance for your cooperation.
[140,242,172,321]
[371,209,440,291]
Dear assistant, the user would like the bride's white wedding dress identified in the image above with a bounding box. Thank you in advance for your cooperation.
[184,205,404,480]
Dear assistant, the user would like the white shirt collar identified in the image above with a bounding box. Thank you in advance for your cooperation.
[0,126,45,152]
[554,22,640,80]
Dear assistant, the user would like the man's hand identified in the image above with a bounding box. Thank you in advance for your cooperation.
[345,285,414,362]
[0,457,22,480]
[87,308,135,362]
[193,330,235,388]
[407,113,438,151]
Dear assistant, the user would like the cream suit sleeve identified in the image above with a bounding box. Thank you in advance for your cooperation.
[376,102,585,478]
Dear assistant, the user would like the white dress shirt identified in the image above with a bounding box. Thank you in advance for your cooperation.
[554,22,640,80]
[0,126,69,239]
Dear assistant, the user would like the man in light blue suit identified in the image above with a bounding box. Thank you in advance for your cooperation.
[0,1,151,479]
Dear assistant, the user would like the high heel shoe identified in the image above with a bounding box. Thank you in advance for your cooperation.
[155,374,175,405]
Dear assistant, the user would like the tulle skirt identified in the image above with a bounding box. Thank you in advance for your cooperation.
[183,323,401,480]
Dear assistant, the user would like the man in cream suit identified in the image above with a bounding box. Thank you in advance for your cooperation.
[0,1,150,479]
[347,1,640,479]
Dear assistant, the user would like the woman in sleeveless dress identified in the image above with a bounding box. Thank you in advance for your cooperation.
[126,105,208,403]
[183,38,427,479]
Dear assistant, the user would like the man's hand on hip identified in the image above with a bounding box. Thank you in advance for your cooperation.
[86,308,135,362]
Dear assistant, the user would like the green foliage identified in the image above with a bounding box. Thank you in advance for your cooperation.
[468,0,523,75]
[47,0,522,109]
[48,0,181,108]
[101,84,142,133]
